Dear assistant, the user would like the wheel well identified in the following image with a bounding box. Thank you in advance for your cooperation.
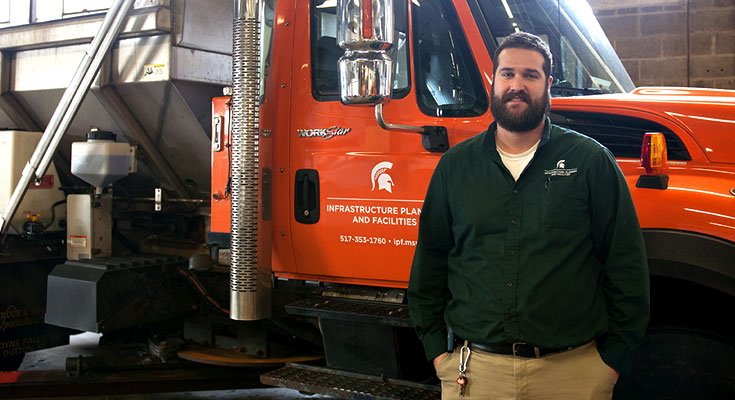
[643,229,735,297]
[649,275,734,339]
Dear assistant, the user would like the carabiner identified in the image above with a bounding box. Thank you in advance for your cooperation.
[458,340,471,373]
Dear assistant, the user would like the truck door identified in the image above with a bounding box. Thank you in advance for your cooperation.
[282,0,493,287]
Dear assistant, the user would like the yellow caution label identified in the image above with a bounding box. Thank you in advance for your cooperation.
[142,63,166,80]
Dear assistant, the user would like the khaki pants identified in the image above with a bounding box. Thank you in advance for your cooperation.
[435,341,615,400]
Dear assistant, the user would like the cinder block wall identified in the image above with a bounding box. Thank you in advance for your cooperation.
[588,0,735,89]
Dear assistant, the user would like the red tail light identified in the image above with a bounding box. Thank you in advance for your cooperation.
[362,0,373,39]
[641,132,668,175]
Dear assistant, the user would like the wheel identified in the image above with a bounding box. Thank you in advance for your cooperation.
[614,326,735,400]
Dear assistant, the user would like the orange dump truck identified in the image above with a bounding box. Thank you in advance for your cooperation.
[211,0,734,397]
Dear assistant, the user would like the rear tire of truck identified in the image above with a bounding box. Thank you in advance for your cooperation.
[614,326,735,400]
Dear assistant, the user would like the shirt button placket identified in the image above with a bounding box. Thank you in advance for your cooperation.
[502,185,522,339]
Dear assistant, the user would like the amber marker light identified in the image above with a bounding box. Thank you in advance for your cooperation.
[637,132,669,190]
[641,132,668,175]
[362,0,373,39]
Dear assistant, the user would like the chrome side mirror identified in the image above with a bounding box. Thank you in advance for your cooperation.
[337,0,394,106]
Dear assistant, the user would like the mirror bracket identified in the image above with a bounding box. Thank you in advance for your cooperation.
[375,104,448,153]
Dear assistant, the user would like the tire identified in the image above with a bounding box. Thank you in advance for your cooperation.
[614,326,735,400]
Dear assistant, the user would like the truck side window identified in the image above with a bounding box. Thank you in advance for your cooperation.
[413,0,488,117]
[261,0,276,104]
[549,111,692,161]
[311,0,410,101]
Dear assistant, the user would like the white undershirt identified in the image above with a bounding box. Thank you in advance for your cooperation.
[497,139,541,181]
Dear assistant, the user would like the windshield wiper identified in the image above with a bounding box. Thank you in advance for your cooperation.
[550,85,607,96]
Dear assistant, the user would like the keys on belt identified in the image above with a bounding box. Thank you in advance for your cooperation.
[469,341,567,358]
[456,340,470,397]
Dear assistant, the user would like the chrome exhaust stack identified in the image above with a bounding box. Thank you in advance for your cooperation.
[230,0,270,320]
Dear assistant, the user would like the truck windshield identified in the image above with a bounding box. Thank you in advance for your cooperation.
[470,0,635,95]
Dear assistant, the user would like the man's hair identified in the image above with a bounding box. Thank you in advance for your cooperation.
[493,32,553,79]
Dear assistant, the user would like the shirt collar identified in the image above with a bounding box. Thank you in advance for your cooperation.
[482,116,552,151]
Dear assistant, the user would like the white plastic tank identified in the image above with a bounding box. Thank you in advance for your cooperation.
[0,130,66,233]
[71,130,136,190]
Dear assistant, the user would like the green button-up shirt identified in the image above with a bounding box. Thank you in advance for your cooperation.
[408,118,649,374]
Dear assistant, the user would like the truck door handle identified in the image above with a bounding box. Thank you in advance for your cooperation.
[294,169,319,224]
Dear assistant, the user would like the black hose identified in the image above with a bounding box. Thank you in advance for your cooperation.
[177,268,229,315]
[44,199,67,229]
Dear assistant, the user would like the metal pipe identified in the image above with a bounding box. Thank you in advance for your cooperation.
[234,0,258,19]
[230,0,270,320]
[0,0,134,235]
[113,196,209,204]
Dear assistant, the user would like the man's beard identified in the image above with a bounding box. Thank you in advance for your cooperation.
[490,84,550,132]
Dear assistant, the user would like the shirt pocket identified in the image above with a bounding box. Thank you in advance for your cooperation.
[542,179,588,229]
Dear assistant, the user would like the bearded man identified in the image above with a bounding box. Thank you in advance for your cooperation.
[408,32,649,400]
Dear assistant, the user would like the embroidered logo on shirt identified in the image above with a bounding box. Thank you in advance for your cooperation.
[371,161,395,193]
[545,159,578,177]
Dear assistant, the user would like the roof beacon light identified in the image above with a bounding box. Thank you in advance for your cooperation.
[641,132,668,175]
[637,132,669,190]
[362,0,373,39]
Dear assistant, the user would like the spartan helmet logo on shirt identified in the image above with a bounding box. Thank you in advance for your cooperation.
[371,161,395,193]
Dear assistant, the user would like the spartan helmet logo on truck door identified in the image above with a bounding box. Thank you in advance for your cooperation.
[371,161,394,193]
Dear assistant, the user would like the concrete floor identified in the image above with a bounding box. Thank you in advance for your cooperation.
[20,332,101,371]
[28,389,334,400]
[18,333,336,400]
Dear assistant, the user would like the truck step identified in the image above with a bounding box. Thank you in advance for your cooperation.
[285,297,412,327]
[261,363,440,400]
